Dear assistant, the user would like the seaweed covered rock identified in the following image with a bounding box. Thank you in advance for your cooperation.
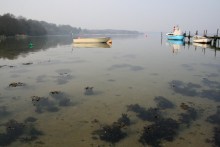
[0,119,43,146]
[179,107,198,127]
[154,96,175,109]
[93,123,126,143]
[214,126,220,147]
[31,96,59,113]
[139,118,179,147]
[0,106,10,117]
[84,86,94,95]
[50,91,71,107]
[170,80,200,97]
[207,106,220,124]
[117,113,131,127]
[9,82,25,87]
[0,120,24,146]
[127,104,162,122]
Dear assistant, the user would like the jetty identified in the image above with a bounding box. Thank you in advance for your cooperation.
[184,29,220,48]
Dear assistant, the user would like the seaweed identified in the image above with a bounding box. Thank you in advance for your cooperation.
[84,86,94,95]
[0,120,24,146]
[127,104,161,122]
[24,117,37,123]
[117,113,131,127]
[170,80,200,97]
[9,82,25,87]
[0,106,10,117]
[49,91,71,106]
[214,126,220,147]
[139,118,179,147]
[0,119,43,146]
[200,89,220,102]
[127,104,144,113]
[154,96,175,109]
[91,113,131,144]
[92,123,126,143]
[207,106,220,124]
[180,103,189,110]
[202,78,220,89]
[31,96,57,113]
[179,107,198,127]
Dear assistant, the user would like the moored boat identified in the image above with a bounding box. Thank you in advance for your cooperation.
[73,37,112,44]
[166,26,185,40]
[193,35,212,44]
[72,42,112,48]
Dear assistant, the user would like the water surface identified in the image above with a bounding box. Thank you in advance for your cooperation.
[0,34,220,147]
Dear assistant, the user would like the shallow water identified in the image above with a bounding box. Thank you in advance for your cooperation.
[0,34,220,147]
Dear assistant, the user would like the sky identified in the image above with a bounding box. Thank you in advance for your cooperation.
[0,0,219,34]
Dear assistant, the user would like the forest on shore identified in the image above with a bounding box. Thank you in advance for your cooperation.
[0,13,141,37]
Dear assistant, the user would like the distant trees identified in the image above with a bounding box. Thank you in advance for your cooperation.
[0,13,141,37]
[0,13,81,36]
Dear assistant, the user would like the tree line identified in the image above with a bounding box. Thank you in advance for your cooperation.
[0,13,142,37]
[0,13,81,36]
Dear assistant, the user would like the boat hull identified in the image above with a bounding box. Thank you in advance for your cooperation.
[193,35,212,44]
[72,42,111,48]
[193,38,212,44]
[167,35,185,40]
[73,37,112,43]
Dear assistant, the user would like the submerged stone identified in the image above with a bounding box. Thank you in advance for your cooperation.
[139,118,179,147]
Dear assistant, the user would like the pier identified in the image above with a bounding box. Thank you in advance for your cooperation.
[184,29,220,48]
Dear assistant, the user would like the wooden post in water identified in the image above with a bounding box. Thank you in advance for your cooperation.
[188,31,191,43]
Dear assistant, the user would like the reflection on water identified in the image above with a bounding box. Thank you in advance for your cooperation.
[0,36,72,59]
[167,40,185,54]
[0,34,220,146]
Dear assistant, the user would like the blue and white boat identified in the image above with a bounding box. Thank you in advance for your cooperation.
[166,26,185,40]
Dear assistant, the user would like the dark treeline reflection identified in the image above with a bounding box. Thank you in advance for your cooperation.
[0,36,72,59]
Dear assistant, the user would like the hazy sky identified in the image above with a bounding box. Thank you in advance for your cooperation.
[0,0,219,33]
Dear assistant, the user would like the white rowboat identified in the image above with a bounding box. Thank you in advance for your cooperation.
[73,37,112,44]
[72,42,111,48]
[193,35,212,44]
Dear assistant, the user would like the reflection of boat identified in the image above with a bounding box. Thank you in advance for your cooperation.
[193,35,212,44]
[15,34,28,39]
[73,37,112,43]
[167,40,184,53]
[72,42,112,48]
[167,40,184,45]
[193,42,211,48]
[166,26,185,40]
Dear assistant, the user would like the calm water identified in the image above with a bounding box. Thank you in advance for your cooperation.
[0,34,220,147]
